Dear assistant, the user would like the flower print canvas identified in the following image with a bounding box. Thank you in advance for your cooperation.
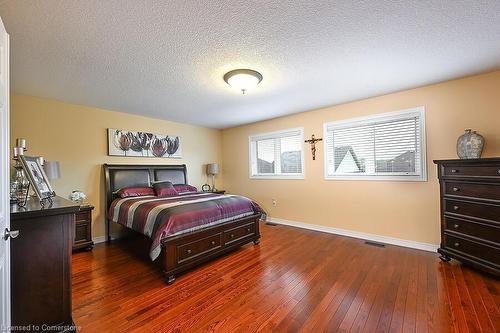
[107,129,182,158]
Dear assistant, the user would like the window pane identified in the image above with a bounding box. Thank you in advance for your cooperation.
[325,108,424,180]
[250,128,304,178]
[280,135,302,174]
[256,138,275,174]
[374,118,418,173]
[333,124,373,174]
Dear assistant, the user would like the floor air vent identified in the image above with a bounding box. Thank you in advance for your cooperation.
[364,241,386,248]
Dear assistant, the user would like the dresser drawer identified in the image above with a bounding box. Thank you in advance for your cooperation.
[443,164,500,179]
[444,234,500,266]
[76,210,91,222]
[444,181,500,202]
[75,221,91,244]
[444,216,500,245]
[177,233,222,263]
[224,223,255,245]
[445,199,500,223]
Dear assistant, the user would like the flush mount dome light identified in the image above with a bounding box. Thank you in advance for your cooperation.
[223,69,263,94]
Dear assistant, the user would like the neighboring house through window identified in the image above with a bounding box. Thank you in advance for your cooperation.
[323,107,427,181]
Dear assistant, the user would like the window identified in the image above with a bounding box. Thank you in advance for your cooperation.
[323,107,426,181]
[249,128,304,179]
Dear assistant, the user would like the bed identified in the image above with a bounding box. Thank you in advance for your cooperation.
[104,164,262,284]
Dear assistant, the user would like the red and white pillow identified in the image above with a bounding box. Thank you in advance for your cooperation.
[153,181,179,197]
[173,184,198,194]
[116,186,155,198]
[115,182,198,198]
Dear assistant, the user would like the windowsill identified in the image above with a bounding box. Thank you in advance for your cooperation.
[324,174,427,182]
[250,175,305,180]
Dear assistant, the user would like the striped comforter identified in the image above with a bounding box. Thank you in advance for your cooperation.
[108,192,263,260]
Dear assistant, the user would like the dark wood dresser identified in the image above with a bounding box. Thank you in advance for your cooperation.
[73,205,94,251]
[10,197,80,332]
[434,158,500,276]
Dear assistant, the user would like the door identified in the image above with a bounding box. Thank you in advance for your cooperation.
[0,16,10,331]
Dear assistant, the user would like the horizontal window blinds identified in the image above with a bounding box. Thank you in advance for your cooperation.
[325,108,425,179]
[250,128,304,177]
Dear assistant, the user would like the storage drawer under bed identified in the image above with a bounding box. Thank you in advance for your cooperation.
[223,222,255,246]
[177,233,222,264]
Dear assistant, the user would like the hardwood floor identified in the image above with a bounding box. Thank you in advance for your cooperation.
[72,223,500,332]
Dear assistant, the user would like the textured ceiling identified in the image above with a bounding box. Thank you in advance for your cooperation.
[0,1,499,128]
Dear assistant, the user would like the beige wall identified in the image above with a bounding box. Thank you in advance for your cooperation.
[10,95,223,238]
[10,71,500,245]
[222,70,500,245]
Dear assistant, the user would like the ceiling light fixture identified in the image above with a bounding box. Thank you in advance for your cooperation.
[223,69,263,94]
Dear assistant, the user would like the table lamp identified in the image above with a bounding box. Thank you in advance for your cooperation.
[43,161,61,180]
[206,163,219,192]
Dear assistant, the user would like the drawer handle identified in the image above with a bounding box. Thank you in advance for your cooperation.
[454,242,460,247]
[451,169,459,173]
[211,240,216,245]
[452,187,460,192]
[453,205,460,211]
[453,224,460,229]
[186,249,192,254]
[498,169,500,174]
[247,228,251,232]
[230,234,234,238]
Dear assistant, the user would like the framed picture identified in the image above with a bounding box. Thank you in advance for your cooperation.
[19,155,55,200]
[107,129,182,158]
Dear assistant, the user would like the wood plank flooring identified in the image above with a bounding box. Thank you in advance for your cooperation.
[72,223,500,332]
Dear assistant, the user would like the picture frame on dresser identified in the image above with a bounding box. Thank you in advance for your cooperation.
[434,158,500,277]
[19,155,55,201]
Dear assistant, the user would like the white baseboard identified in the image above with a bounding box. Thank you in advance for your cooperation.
[266,217,439,253]
[93,236,107,244]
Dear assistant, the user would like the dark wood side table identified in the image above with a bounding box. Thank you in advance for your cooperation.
[10,196,80,332]
[73,204,94,251]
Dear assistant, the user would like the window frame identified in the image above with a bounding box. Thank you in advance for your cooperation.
[323,107,427,182]
[248,127,305,180]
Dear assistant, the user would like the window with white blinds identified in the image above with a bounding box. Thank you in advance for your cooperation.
[249,128,304,179]
[323,107,426,181]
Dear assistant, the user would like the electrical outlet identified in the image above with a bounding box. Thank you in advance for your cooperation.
[272,199,277,207]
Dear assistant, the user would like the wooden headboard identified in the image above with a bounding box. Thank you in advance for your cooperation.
[103,164,188,240]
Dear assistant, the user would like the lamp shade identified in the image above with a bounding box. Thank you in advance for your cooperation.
[206,163,219,175]
[43,161,61,180]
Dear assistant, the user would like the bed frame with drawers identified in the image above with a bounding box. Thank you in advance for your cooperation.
[103,164,261,284]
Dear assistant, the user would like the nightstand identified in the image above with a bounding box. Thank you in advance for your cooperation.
[73,204,94,251]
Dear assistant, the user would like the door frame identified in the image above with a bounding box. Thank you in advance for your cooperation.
[0,15,10,331]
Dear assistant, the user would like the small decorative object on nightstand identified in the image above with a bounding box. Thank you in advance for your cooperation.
[213,190,226,194]
[73,204,94,251]
[70,190,87,203]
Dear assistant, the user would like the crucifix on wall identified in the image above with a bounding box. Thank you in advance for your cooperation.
[304,134,323,160]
